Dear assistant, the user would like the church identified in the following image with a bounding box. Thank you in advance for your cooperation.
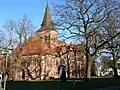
[1,3,85,80]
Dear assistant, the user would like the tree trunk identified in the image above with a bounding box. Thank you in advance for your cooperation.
[112,49,118,77]
[113,67,118,77]
[113,56,118,77]
[14,59,18,80]
[27,68,34,80]
[85,54,94,79]
[67,65,70,78]
[74,50,77,78]
[67,56,70,78]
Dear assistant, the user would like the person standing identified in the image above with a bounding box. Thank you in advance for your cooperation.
[0,72,2,88]
[58,66,61,78]
[60,65,66,82]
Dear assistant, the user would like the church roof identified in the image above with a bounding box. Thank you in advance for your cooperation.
[15,37,84,56]
[0,52,3,59]
[15,3,83,56]
[36,2,56,32]
[0,52,2,56]
[15,37,64,56]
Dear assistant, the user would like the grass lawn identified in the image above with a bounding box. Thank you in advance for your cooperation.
[5,77,120,90]
[0,88,3,90]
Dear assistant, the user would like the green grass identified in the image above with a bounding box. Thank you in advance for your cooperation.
[0,88,3,90]
[5,77,120,90]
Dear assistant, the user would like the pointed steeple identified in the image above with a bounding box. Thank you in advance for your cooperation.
[37,2,55,32]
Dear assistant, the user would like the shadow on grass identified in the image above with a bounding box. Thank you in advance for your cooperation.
[6,77,120,90]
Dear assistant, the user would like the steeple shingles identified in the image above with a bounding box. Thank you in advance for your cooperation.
[37,3,55,32]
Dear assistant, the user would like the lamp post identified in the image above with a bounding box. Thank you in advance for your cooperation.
[3,47,8,90]
[2,47,12,90]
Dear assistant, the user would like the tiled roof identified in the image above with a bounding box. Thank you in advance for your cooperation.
[0,52,3,59]
[0,52,2,56]
[15,36,84,56]
[15,37,64,56]
[36,2,55,32]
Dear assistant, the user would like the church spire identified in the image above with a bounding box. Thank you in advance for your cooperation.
[38,2,55,32]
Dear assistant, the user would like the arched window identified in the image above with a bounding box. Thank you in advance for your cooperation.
[45,36,47,42]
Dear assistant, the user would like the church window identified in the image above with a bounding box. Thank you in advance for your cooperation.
[45,36,47,40]
[45,36,47,43]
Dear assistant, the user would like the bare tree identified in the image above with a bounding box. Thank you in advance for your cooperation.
[21,54,43,80]
[56,44,85,78]
[54,0,120,79]
[14,15,35,80]
[1,20,17,81]
[17,15,35,43]
[100,11,120,77]
[100,56,113,73]
[1,15,35,80]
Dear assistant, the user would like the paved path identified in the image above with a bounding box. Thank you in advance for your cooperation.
[92,86,120,90]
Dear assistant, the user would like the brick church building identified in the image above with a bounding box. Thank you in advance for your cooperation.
[1,3,86,80]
